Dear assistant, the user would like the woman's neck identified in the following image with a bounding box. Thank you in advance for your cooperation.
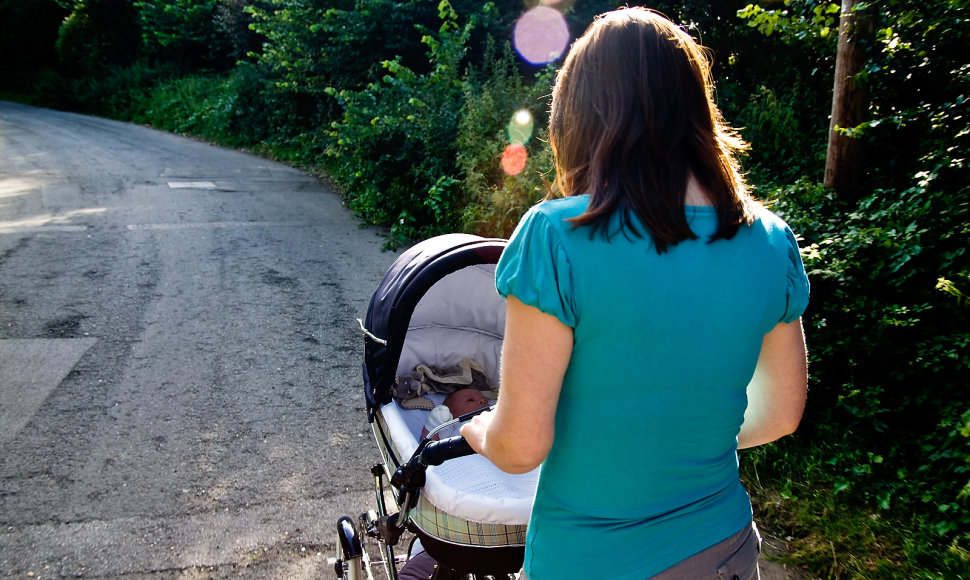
[685,174,713,206]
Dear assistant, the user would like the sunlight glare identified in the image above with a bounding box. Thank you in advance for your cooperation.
[501,143,528,176]
[508,109,535,146]
[513,6,570,65]
[0,207,105,233]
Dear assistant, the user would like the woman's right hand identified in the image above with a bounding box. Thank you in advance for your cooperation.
[460,295,574,473]
[459,408,494,456]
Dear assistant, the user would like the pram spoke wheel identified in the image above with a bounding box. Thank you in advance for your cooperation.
[360,509,403,580]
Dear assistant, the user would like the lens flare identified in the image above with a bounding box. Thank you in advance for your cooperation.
[508,109,535,146]
[513,6,570,65]
[502,143,528,175]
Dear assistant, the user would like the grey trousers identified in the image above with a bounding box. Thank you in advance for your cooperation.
[647,520,762,580]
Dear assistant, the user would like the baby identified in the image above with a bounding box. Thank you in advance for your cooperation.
[420,388,491,440]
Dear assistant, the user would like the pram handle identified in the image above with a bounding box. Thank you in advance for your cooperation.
[417,405,489,466]
[420,435,476,466]
[390,435,477,510]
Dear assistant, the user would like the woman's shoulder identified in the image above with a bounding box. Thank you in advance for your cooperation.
[749,204,797,238]
[505,196,591,256]
[532,194,590,221]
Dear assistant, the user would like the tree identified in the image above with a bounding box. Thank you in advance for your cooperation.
[134,0,230,70]
[0,0,69,94]
[823,0,872,202]
[55,0,140,76]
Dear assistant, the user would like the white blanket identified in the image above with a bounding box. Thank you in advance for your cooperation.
[381,396,538,526]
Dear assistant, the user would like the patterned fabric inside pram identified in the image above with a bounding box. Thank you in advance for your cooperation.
[361,234,538,556]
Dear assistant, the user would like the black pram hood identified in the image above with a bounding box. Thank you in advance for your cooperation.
[361,234,506,421]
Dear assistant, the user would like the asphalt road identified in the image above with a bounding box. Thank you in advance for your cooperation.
[0,101,402,578]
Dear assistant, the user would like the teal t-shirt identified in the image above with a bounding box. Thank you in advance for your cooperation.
[495,195,809,579]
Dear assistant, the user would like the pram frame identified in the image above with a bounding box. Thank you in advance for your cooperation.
[335,234,524,580]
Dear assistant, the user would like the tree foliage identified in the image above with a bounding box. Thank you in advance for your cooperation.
[55,0,140,74]
[0,0,68,95]
[323,0,484,245]
[739,2,970,572]
[134,0,230,69]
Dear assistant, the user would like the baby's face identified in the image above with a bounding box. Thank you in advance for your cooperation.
[444,389,490,416]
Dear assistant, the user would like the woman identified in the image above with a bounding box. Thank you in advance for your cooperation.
[461,7,809,580]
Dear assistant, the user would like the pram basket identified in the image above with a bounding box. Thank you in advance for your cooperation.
[335,234,537,580]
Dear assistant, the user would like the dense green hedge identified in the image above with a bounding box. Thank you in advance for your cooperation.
[1,0,967,576]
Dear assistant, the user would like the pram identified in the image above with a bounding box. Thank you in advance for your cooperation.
[334,234,539,580]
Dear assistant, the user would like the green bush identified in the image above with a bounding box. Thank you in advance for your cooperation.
[324,0,489,247]
[731,83,828,184]
[55,0,140,77]
[136,74,234,138]
[134,0,231,70]
[49,61,161,118]
[734,3,970,565]
[246,0,449,146]
[457,40,556,237]
[762,176,970,576]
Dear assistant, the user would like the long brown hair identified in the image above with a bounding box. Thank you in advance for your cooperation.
[549,7,755,252]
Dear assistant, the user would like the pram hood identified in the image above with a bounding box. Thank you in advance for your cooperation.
[362,234,507,421]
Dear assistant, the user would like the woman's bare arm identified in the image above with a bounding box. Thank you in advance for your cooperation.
[737,318,808,449]
[460,295,573,473]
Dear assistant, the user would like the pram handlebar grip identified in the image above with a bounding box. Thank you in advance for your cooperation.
[421,435,476,466]
[391,435,477,509]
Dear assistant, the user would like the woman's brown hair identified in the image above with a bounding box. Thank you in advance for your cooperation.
[549,7,755,252]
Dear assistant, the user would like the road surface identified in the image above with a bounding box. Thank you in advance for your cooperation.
[0,101,400,578]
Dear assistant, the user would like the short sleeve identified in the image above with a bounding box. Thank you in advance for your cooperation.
[495,206,577,327]
[781,226,810,323]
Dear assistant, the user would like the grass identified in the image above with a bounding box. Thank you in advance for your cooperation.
[743,451,970,579]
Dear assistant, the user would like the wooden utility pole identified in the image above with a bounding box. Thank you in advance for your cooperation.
[824,0,872,202]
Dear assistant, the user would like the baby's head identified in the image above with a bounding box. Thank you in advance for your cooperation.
[444,388,490,417]
[420,388,491,441]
